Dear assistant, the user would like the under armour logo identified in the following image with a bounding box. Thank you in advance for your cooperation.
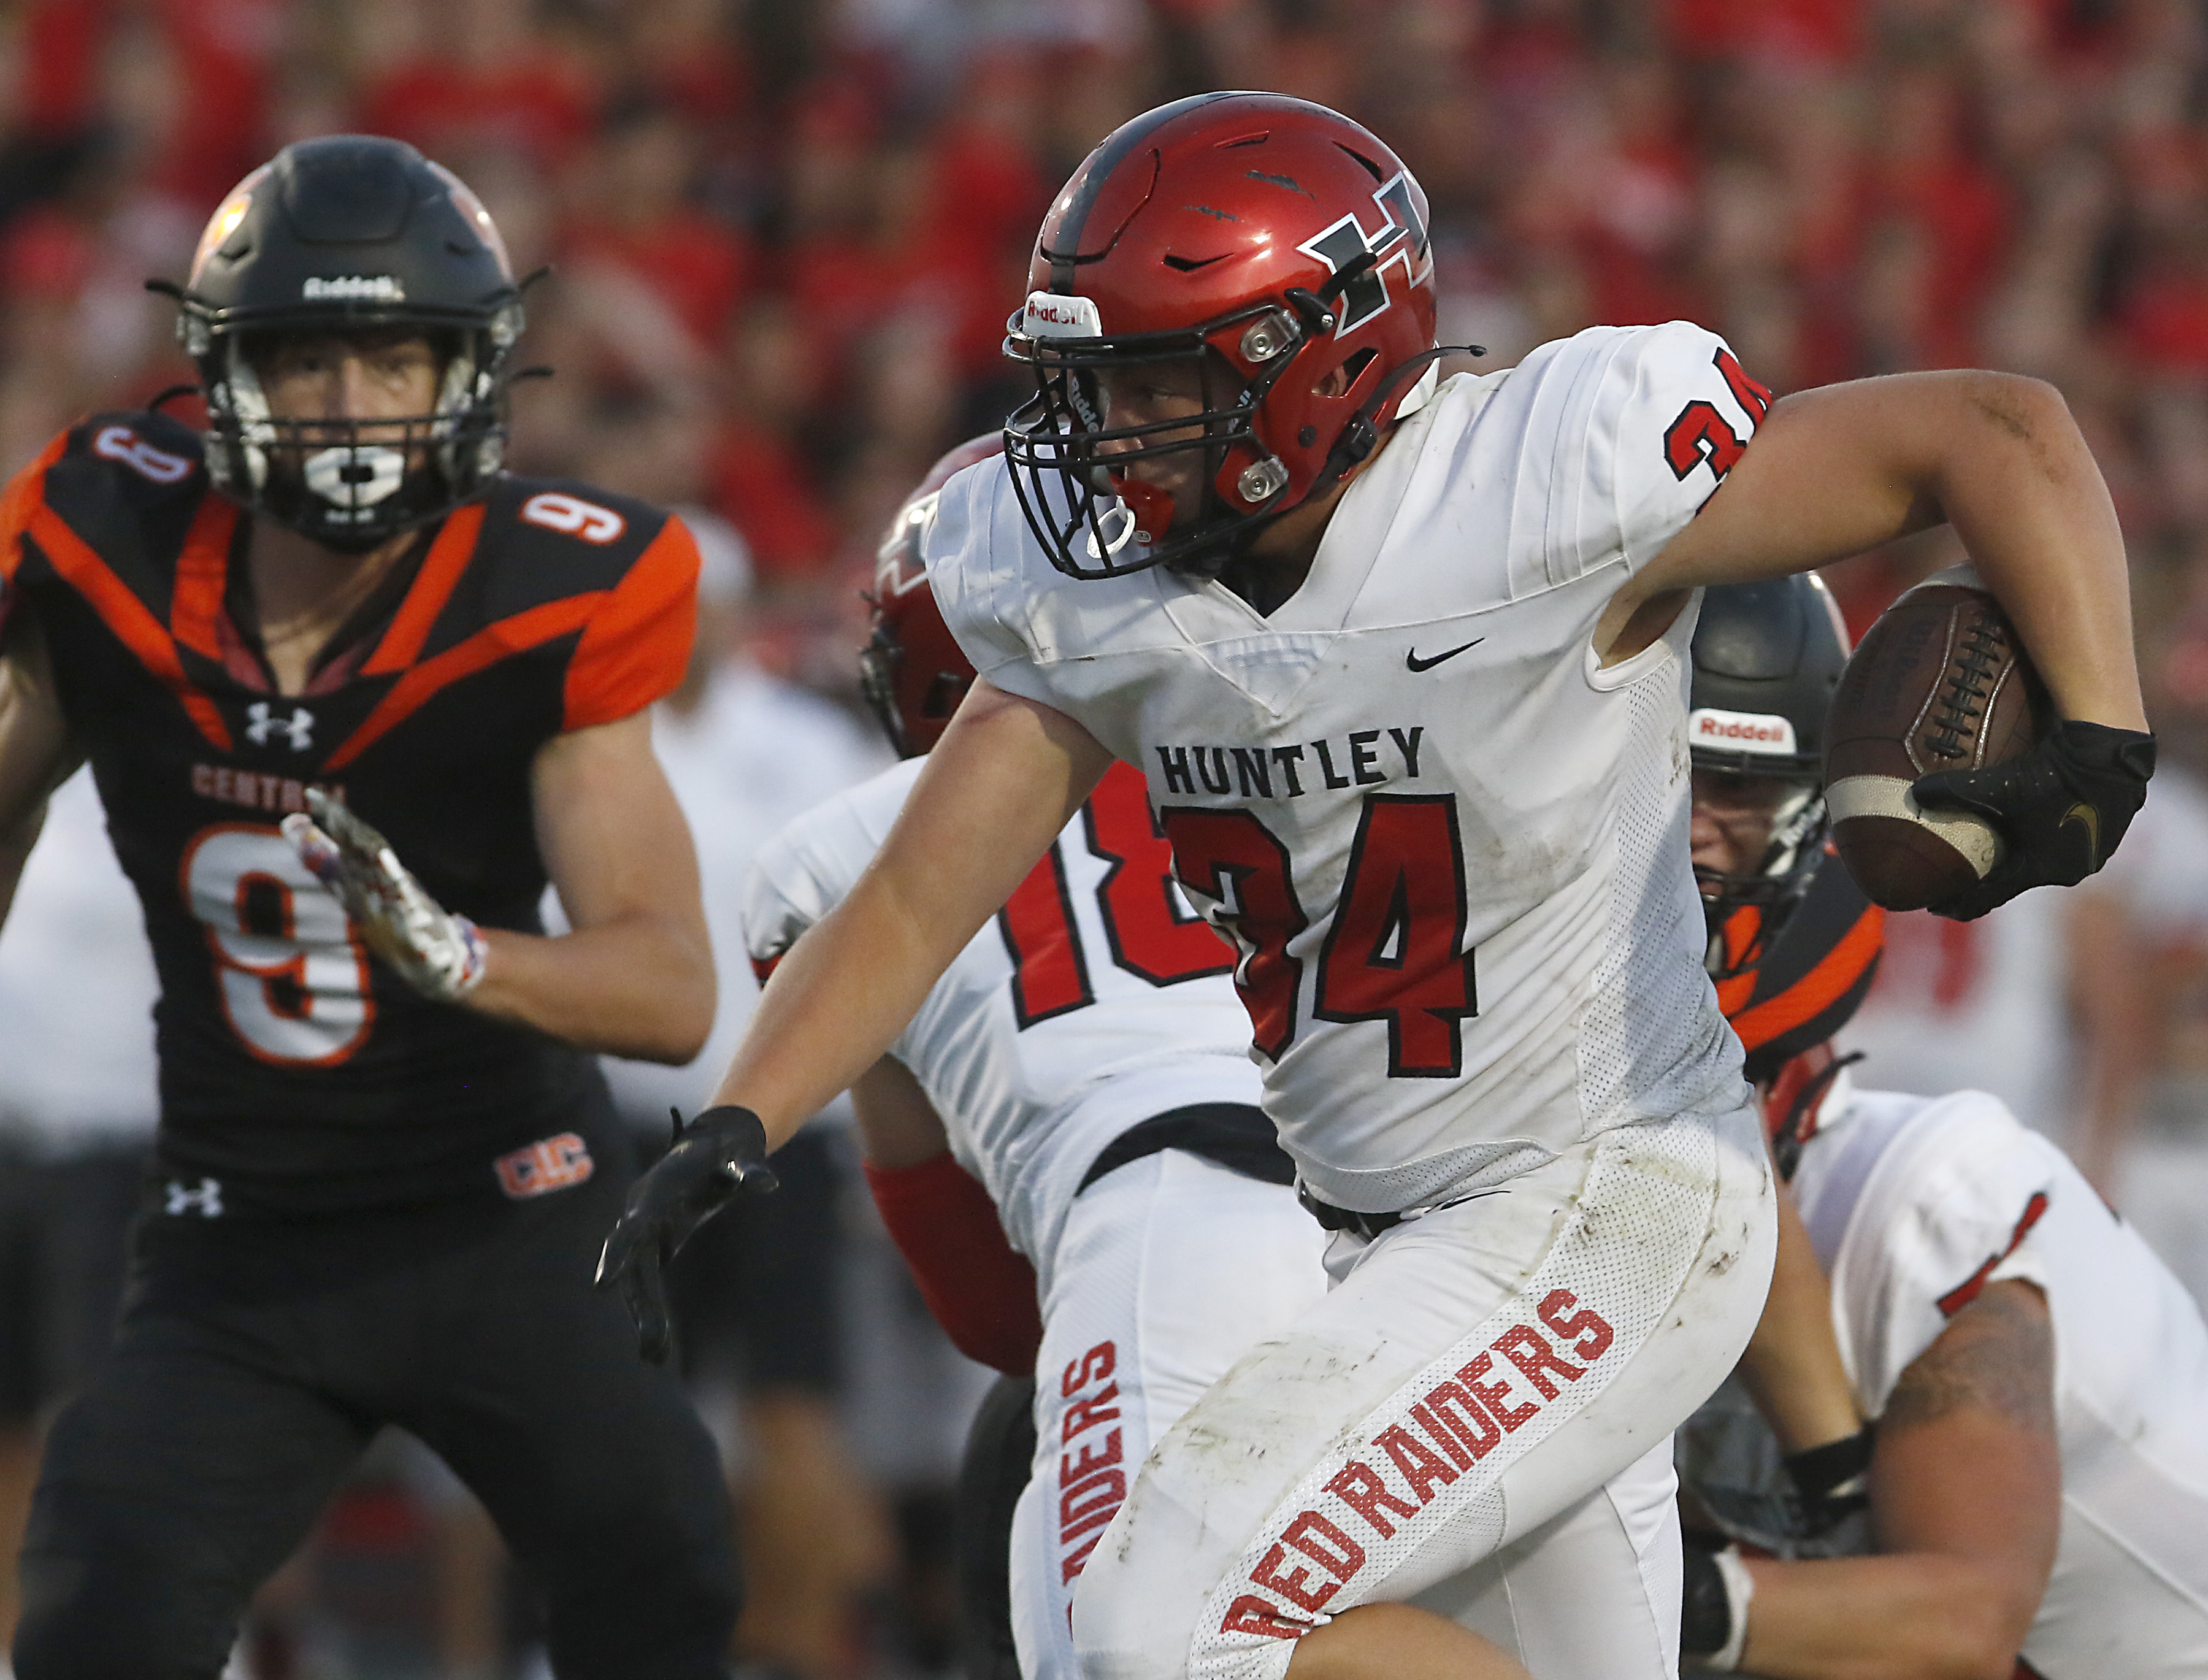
[164,1177,224,1218]
[1295,171,1432,336]
[245,702,315,751]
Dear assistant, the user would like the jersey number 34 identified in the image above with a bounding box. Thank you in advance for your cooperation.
[1167,794,1476,1079]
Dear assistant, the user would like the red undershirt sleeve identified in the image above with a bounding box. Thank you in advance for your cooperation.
[862,1151,1043,1376]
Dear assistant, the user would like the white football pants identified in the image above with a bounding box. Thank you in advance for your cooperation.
[1070,1103,1777,1680]
[1013,1151,1331,1680]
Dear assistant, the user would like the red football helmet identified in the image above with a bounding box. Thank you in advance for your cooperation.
[859,435,1001,756]
[1002,92,1447,580]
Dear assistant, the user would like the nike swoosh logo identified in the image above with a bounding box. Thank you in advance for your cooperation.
[2061,800,2101,869]
[1406,638,1484,673]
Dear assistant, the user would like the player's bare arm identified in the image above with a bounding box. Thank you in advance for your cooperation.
[1736,1279,2060,1680]
[1736,1189,1864,1457]
[707,677,1111,1149]
[1609,371,2143,732]
[455,708,715,1062]
[600,679,1100,1362]
[1690,732,1865,1459]
[0,603,82,927]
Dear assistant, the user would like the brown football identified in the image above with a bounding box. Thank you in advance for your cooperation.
[1823,564,2047,911]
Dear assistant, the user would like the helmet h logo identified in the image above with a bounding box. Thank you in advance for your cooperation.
[1295,172,1430,336]
[246,702,315,751]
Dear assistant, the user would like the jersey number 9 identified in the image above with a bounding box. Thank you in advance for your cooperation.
[183,824,375,1066]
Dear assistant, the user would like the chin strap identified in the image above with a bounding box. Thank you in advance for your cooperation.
[1308,343,1485,501]
[1169,341,1487,583]
[1766,1048,1863,1181]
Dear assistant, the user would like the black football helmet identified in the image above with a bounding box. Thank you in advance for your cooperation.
[1691,575,1850,978]
[159,135,525,551]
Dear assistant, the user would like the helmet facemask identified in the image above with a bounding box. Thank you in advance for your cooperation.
[1696,768,1830,982]
[201,312,521,554]
[1004,304,1311,583]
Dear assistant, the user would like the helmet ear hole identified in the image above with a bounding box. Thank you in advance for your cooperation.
[1317,348,1378,399]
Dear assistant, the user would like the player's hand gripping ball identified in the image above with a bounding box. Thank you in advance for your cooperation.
[283,788,488,999]
[597,1106,780,1364]
[1823,565,2153,919]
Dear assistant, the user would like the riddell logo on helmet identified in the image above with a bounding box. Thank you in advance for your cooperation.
[302,275,405,301]
[1690,708,1798,755]
[1022,291,1104,339]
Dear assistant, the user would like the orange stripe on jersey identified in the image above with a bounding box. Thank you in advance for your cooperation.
[1938,1192,2050,1317]
[323,592,605,770]
[169,495,240,661]
[0,432,69,585]
[361,502,486,676]
[562,517,699,731]
[1728,900,1885,1057]
[28,503,232,750]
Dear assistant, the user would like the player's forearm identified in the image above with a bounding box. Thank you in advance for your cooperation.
[710,867,976,1149]
[464,913,715,1063]
[1738,1553,2036,1680]
[713,678,1111,1149]
[1915,375,2143,731]
[1736,1191,1861,1454]
[1646,372,2144,730]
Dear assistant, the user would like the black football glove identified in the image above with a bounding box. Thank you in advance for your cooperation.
[1782,1424,1874,1535]
[596,1105,780,1364]
[1912,719,2155,922]
[1680,1535,1754,1669]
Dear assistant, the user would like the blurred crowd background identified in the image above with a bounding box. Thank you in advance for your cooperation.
[3,0,2208,1674]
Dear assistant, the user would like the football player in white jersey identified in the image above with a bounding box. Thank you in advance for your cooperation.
[604,93,2156,1680]
[744,443,1333,1680]
[1677,578,2208,1680]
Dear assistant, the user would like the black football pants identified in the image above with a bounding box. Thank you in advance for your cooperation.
[956,1373,1035,1680]
[13,1157,738,1680]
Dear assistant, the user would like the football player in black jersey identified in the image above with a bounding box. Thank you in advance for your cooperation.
[0,136,741,1677]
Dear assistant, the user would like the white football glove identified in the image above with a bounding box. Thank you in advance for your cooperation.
[283,787,488,1002]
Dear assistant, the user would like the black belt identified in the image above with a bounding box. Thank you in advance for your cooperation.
[1295,1185,1406,1241]
[1295,1183,1504,1241]
[1077,1103,1294,1194]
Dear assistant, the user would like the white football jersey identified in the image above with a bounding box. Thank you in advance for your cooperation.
[931,322,1766,1211]
[743,758,1260,1266]
[1792,1081,2208,1676]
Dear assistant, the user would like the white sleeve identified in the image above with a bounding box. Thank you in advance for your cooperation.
[925,455,1057,706]
[1509,320,1771,588]
[738,830,838,980]
[1836,1093,2063,1414]
[738,765,922,973]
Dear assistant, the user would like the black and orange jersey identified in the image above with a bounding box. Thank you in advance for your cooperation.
[0,410,697,1213]
[1711,845,1885,1088]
